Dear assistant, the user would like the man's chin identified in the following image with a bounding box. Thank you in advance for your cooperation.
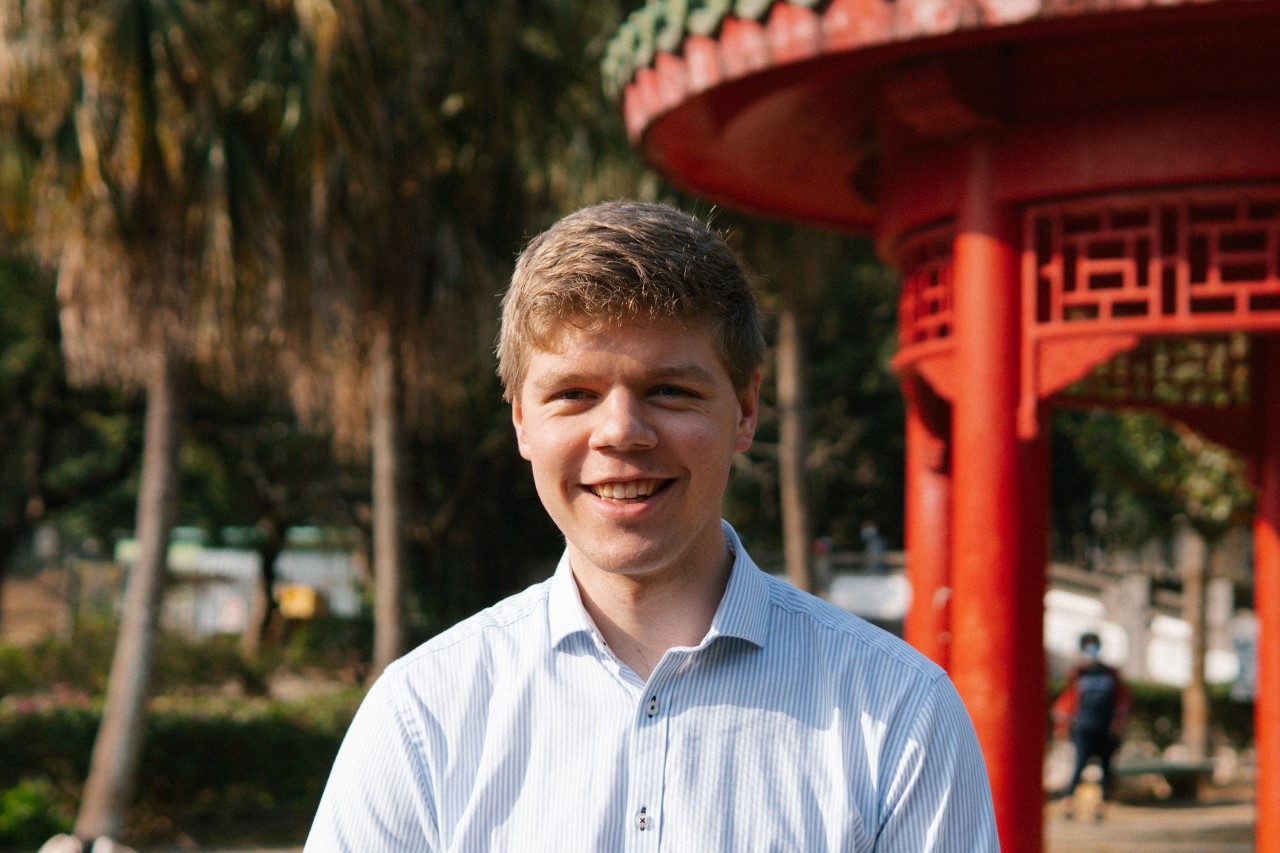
[569,540,671,579]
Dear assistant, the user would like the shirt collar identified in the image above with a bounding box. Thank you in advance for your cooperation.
[548,550,594,648]
[547,521,771,650]
[705,521,770,648]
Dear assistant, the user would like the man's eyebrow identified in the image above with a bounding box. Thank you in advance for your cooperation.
[530,363,720,390]
[528,369,592,391]
[648,363,720,385]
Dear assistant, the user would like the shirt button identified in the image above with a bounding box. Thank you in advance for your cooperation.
[646,696,658,717]
[636,807,651,830]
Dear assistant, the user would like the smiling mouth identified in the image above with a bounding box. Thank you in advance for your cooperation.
[589,479,667,503]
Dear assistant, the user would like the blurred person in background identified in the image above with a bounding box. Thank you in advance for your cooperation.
[1053,631,1132,819]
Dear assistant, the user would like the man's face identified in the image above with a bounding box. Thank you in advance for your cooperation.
[512,318,760,585]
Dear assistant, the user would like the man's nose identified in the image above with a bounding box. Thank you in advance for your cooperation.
[591,391,657,450]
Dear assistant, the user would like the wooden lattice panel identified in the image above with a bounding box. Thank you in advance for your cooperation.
[893,223,958,399]
[1019,187,1280,437]
[897,224,955,348]
[1027,189,1280,335]
[893,189,1280,438]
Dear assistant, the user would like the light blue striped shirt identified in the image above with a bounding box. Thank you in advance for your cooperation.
[305,523,998,851]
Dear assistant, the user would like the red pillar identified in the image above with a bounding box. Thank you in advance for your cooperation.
[1019,411,1050,791]
[1256,338,1280,853]
[949,138,1045,853]
[903,378,953,668]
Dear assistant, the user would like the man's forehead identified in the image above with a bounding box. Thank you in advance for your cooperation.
[550,311,707,336]
[522,319,728,383]
[529,314,708,350]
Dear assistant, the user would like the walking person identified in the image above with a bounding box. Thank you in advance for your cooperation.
[1053,631,1132,820]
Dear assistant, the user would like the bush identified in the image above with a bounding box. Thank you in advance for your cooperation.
[0,647,37,697]
[1050,678,1254,751]
[281,613,373,671]
[0,690,364,850]
[0,692,98,791]
[0,778,76,850]
[0,616,117,697]
[152,632,269,695]
[0,619,272,699]
[130,692,362,846]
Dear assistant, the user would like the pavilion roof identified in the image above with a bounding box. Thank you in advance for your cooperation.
[603,0,1253,105]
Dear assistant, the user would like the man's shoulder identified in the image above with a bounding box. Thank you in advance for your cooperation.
[759,570,945,684]
[385,577,553,677]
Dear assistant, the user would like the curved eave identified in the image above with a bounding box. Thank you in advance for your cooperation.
[633,45,887,232]
[610,0,1275,233]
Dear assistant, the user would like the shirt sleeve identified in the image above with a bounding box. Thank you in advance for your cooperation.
[876,673,1000,852]
[304,675,440,853]
[1051,668,1078,720]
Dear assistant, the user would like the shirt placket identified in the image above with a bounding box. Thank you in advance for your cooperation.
[625,652,681,853]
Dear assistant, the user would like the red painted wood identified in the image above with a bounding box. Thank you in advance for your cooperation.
[1256,340,1280,853]
[903,379,953,667]
[948,140,1044,853]
[881,100,1280,242]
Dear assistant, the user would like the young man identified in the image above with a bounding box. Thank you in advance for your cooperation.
[305,201,998,851]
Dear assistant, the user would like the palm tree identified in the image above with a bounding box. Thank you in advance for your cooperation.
[0,0,315,838]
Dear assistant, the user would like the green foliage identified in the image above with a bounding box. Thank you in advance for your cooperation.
[0,694,98,773]
[153,633,270,696]
[801,244,904,548]
[0,777,76,850]
[0,616,117,696]
[181,390,369,542]
[0,647,36,695]
[0,690,363,849]
[1119,681,1254,752]
[132,693,359,845]
[0,254,141,575]
[0,618,271,699]
[1055,409,1253,550]
[726,223,904,551]
[403,373,565,637]
[1049,678,1254,752]
[280,613,373,679]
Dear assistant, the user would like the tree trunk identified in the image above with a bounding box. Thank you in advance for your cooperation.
[1177,517,1210,761]
[1,406,47,634]
[369,322,406,680]
[74,352,188,841]
[776,301,818,595]
[242,515,285,661]
[0,534,15,634]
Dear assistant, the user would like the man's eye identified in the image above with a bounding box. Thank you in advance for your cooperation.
[555,389,589,401]
[654,385,694,398]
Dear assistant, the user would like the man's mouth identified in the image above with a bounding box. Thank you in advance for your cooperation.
[589,479,666,502]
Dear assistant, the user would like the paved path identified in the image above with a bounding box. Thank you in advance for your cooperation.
[1046,799,1256,852]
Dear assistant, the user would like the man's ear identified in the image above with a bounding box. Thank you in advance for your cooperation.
[734,368,763,453]
[511,396,533,461]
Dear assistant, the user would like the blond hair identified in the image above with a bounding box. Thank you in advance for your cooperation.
[497,200,764,400]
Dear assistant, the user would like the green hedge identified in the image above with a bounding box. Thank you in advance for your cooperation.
[0,690,363,851]
[1121,681,1254,751]
[1049,678,1255,751]
[0,620,272,699]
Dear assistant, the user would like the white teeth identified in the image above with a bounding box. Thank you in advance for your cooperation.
[593,480,660,500]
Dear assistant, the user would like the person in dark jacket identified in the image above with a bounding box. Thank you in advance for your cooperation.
[1052,631,1132,818]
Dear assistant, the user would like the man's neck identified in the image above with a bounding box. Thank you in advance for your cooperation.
[572,549,734,682]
